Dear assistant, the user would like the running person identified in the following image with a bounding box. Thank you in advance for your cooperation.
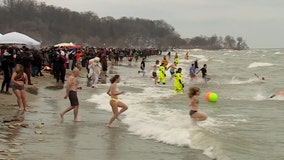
[168,61,177,80]
[138,58,146,76]
[189,63,197,81]
[157,62,167,85]
[107,75,128,127]
[161,56,169,67]
[60,68,82,122]
[174,54,179,65]
[174,68,184,94]
[188,87,207,124]
[151,60,160,84]
[196,64,210,83]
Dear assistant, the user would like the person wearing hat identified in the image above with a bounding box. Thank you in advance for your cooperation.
[87,57,101,88]
[174,68,184,94]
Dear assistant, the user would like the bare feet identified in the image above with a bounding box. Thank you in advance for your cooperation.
[24,108,28,111]
[18,108,23,111]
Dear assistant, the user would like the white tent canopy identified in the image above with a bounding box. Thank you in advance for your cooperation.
[0,32,40,46]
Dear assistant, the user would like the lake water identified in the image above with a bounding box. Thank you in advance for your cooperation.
[5,48,283,160]
[87,48,284,160]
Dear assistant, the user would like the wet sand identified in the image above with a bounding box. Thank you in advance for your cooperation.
[0,63,210,160]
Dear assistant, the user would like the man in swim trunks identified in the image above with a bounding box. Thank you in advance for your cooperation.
[60,68,82,122]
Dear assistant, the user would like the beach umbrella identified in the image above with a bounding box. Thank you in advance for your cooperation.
[54,42,75,47]
[54,42,81,49]
[0,32,41,46]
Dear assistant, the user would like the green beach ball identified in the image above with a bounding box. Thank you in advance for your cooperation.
[209,93,218,102]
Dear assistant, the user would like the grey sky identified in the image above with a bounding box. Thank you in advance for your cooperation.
[39,0,284,48]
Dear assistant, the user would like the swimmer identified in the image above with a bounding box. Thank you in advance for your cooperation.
[188,87,207,124]
[270,90,284,98]
[254,73,265,81]
[106,75,128,127]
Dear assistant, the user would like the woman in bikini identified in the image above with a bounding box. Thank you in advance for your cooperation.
[188,87,207,124]
[11,64,28,111]
[107,75,128,127]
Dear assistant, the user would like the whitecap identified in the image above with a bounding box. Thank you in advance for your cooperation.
[247,62,275,68]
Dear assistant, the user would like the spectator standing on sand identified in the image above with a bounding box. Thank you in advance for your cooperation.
[22,47,34,85]
[55,51,67,84]
[11,64,28,111]
[1,49,13,94]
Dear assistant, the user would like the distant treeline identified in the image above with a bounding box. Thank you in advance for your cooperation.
[0,0,249,50]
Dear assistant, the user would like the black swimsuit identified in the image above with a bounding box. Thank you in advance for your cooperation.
[189,110,197,117]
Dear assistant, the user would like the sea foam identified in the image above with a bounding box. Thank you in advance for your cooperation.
[86,85,233,160]
[247,62,275,68]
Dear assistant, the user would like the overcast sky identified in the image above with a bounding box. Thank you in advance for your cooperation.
[39,0,284,48]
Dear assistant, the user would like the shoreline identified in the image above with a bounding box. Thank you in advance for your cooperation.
[0,55,212,160]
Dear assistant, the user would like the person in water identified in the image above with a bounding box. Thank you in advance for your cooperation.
[196,64,210,83]
[161,56,169,67]
[60,68,82,122]
[11,64,28,111]
[184,52,189,60]
[254,73,265,81]
[270,90,284,98]
[168,61,177,80]
[174,68,184,94]
[151,60,160,84]
[188,87,207,124]
[189,63,197,81]
[174,54,179,65]
[138,58,146,76]
[157,62,167,85]
[107,75,128,127]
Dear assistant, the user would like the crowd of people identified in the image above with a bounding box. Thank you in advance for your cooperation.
[0,45,164,125]
[0,45,162,87]
[3,45,283,126]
